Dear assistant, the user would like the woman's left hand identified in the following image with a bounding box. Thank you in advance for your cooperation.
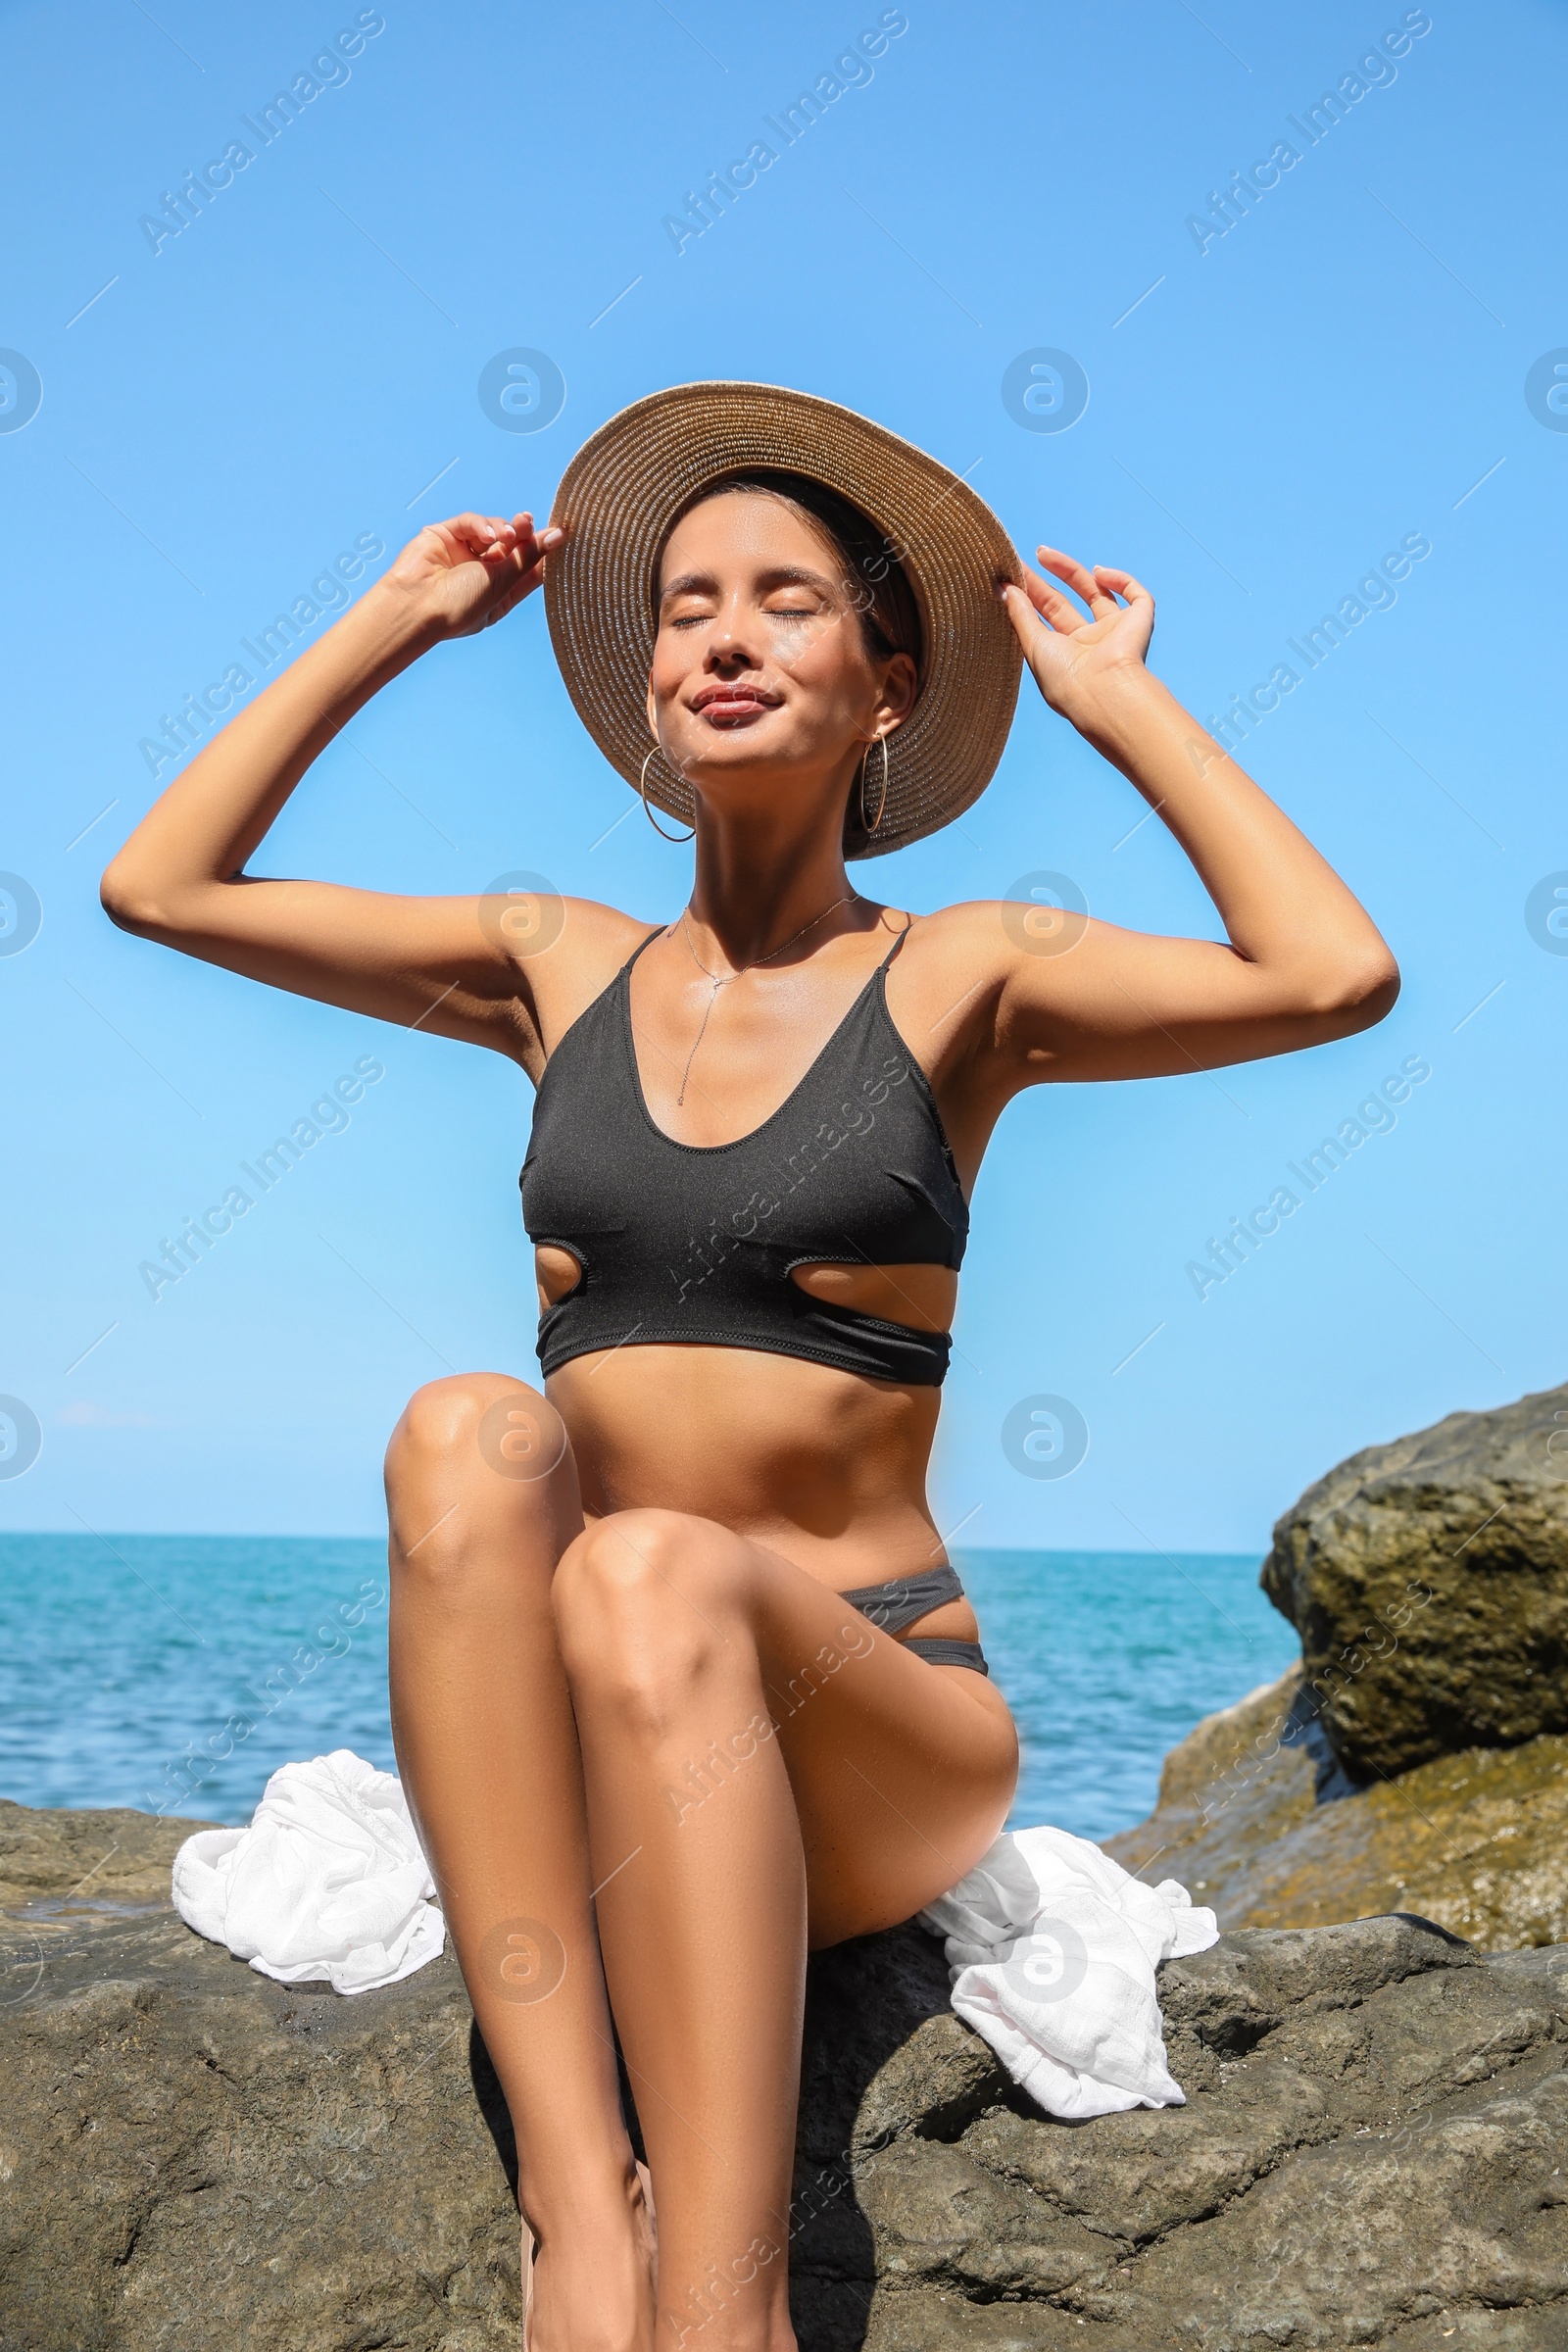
[1002,547,1155,723]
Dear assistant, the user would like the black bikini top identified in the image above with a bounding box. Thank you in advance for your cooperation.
[520,925,969,1387]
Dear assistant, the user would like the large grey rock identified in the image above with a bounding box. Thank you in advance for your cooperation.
[5,1803,1568,2347]
[1260,1382,1568,1781]
[1103,1661,1568,1952]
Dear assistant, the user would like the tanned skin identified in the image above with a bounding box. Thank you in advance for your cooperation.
[103,487,1396,2352]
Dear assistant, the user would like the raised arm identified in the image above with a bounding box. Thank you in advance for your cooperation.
[100,512,633,1066]
[982,548,1399,1086]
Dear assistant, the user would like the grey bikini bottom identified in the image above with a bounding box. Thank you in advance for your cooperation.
[838,1562,989,1676]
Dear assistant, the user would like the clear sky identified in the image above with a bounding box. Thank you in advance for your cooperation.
[2,0,1562,1550]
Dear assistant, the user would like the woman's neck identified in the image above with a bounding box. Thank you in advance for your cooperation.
[684,813,867,970]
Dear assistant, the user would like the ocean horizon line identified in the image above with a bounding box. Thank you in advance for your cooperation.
[0,1530,1264,1561]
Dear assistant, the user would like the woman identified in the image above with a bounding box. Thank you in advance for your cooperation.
[103,382,1397,2352]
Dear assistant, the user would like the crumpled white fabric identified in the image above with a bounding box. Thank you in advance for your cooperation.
[172,1750,445,1995]
[917,1824,1219,2120]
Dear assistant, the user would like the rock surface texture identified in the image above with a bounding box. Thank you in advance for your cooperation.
[1106,1662,1568,1953]
[1260,1381,1568,1783]
[6,1801,1568,2349]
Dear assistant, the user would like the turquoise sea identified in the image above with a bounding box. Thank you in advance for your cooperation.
[0,1537,1299,1841]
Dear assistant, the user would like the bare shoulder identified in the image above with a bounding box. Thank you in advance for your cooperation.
[881,900,1015,1072]
[522,895,663,1060]
[887,898,1016,977]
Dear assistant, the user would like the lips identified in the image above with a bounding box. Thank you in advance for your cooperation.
[690,683,782,724]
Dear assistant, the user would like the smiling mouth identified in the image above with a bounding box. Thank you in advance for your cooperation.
[689,684,782,725]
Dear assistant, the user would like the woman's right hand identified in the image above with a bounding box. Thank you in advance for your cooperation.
[382,510,564,642]
[99,496,663,1074]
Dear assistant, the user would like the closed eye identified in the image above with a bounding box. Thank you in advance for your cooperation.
[666,602,821,628]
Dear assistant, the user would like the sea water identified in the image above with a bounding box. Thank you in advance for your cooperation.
[0,1536,1298,1841]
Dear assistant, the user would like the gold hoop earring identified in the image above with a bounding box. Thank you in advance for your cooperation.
[641,748,695,844]
[860,732,889,836]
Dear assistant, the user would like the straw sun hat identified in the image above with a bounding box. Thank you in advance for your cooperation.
[544,382,1024,858]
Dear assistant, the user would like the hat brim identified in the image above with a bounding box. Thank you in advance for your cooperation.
[544,381,1024,858]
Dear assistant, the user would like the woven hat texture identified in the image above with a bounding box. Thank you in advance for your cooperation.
[544,381,1023,858]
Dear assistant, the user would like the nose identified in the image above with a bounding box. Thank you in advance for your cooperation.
[705,590,761,673]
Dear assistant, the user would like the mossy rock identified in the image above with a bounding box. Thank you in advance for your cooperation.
[1260,1381,1568,1781]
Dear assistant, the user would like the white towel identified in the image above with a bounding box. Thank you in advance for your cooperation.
[917,1824,1219,2120]
[172,1749,445,1995]
[170,1751,1214,2087]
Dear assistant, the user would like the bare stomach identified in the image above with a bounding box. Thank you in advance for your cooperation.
[544,1340,981,1650]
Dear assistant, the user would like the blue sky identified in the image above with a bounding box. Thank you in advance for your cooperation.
[2,0,1562,1549]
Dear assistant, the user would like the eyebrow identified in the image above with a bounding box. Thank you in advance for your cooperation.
[659,563,839,605]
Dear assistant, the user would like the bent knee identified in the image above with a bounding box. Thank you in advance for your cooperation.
[386,1375,569,1564]
[389,1373,563,1479]
[554,1511,744,1707]
[556,1509,741,1611]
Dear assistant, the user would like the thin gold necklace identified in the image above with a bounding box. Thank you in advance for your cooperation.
[672,893,859,1106]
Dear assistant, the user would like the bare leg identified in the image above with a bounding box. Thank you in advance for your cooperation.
[385,1375,656,2352]
[553,1508,1018,2352]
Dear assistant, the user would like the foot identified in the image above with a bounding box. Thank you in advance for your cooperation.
[523,2163,658,2352]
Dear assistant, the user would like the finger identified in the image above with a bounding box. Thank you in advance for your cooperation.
[514,514,564,557]
[470,517,561,610]
[485,514,527,557]
[1027,566,1092,634]
[485,514,528,565]
[496,536,557,601]
[451,512,520,560]
[444,512,505,556]
[512,525,564,579]
[1037,545,1119,616]
[1037,545,1118,615]
[1001,582,1068,655]
[510,514,563,567]
[523,514,566,551]
[1091,564,1153,612]
[1014,564,1088,637]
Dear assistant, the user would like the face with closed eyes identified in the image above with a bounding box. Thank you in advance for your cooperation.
[646,490,917,828]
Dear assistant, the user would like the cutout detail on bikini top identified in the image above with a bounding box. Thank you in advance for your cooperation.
[519,930,970,1387]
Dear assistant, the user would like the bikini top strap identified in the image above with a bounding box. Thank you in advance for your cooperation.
[619,925,666,979]
[877,912,915,971]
